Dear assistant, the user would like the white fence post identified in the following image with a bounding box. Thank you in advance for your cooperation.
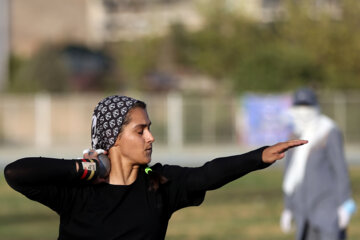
[167,92,183,149]
[202,97,216,144]
[0,0,9,91]
[35,93,52,148]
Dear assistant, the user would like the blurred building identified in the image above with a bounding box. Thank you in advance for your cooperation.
[98,0,203,42]
[11,0,90,57]
[10,0,340,57]
[224,0,339,22]
[10,0,203,56]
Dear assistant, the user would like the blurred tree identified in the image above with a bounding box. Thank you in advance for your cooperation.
[280,0,360,90]
[8,54,26,88]
[9,45,69,92]
[8,44,113,93]
[108,37,173,91]
[169,0,360,92]
[62,45,112,92]
[231,43,324,91]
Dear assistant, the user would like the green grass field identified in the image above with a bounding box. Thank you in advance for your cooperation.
[1,168,359,240]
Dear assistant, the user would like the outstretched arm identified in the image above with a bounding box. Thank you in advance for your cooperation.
[186,140,308,192]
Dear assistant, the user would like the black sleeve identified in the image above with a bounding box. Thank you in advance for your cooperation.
[4,157,93,213]
[185,147,270,192]
[156,147,271,213]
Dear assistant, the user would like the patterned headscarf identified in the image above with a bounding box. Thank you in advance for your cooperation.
[91,95,139,150]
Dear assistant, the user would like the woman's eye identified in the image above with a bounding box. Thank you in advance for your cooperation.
[138,131,143,135]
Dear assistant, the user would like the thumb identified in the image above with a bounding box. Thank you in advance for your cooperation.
[277,152,285,159]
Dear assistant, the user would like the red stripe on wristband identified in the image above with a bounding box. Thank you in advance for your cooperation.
[80,159,88,179]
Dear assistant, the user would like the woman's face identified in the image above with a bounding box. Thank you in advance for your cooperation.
[113,107,155,165]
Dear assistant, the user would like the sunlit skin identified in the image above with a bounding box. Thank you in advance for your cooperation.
[107,107,155,185]
[262,139,308,164]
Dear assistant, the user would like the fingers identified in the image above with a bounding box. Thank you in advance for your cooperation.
[262,139,308,163]
[96,149,105,155]
[82,149,92,159]
[277,140,308,153]
[277,152,285,159]
[82,149,110,183]
[95,149,108,155]
[83,149,96,155]
[83,149,90,155]
[269,152,285,162]
[287,139,308,146]
[83,149,108,159]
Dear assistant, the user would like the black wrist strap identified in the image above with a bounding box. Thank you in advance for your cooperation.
[76,159,98,181]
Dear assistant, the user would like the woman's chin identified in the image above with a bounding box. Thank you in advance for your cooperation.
[141,156,151,165]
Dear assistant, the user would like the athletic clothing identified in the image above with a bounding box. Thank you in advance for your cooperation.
[4,147,269,240]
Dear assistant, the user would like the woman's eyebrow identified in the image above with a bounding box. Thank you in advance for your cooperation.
[133,122,152,129]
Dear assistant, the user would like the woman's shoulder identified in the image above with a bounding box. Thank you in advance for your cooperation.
[150,163,189,179]
[150,162,186,171]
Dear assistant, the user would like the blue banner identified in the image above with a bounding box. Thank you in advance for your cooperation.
[241,94,292,146]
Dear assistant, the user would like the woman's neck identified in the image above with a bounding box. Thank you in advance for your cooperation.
[107,153,139,185]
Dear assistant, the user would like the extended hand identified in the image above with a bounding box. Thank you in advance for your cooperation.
[83,149,110,183]
[262,140,308,164]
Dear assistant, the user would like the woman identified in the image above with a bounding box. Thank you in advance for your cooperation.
[5,95,307,240]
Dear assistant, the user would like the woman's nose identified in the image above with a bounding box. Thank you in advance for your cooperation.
[146,130,155,143]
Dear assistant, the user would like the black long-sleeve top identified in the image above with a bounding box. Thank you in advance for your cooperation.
[4,147,270,240]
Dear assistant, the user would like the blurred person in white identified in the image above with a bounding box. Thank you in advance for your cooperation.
[280,87,356,240]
